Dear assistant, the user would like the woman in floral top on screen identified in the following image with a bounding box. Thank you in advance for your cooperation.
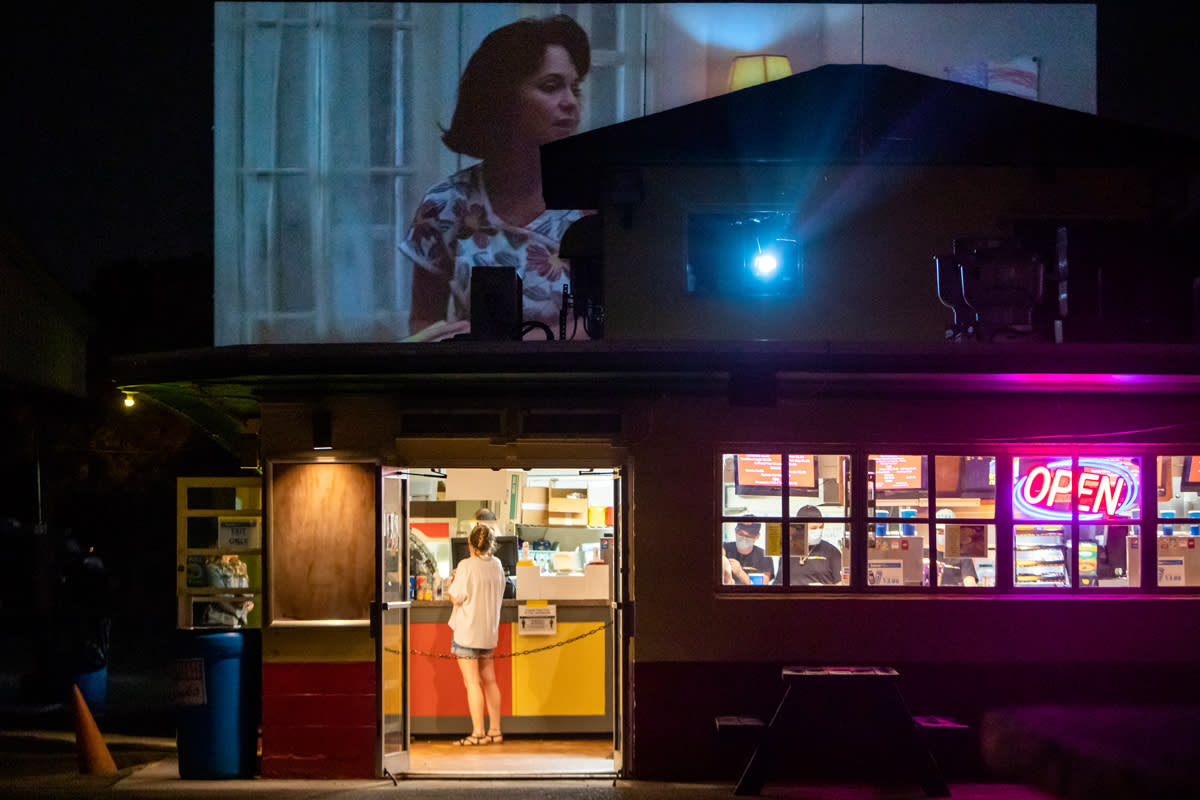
[400,15,593,340]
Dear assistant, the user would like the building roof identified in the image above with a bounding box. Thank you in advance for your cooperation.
[117,67,1200,454]
[114,339,1200,455]
[543,64,1200,209]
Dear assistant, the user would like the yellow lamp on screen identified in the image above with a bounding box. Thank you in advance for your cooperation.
[728,54,792,91]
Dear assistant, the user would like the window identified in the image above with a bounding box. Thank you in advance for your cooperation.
[717,448,1188,594]
[720,452,851,588]
[214,3,645,345]
[1012,456,1140,589]
[932,455,997,588]
[868,455,929,586]
[1155,456,1200,587]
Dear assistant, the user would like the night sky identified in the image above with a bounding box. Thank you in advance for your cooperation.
[4,2,1198,296]
[5,3,213,293]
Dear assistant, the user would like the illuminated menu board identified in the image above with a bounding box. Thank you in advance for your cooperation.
[1181,456,1200,492]
[735,454,817,493]
[871,455,925,491]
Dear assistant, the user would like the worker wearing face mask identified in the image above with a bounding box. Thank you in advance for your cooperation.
[781,505,843,585]
[723,519,775,585]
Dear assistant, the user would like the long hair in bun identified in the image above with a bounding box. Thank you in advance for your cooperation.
[469,523,496,555]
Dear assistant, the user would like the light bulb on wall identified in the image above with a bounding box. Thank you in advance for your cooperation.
[728,54,792,91]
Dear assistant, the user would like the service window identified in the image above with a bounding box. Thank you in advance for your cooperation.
[1155,456,1200,587]
[868,455,929,586]
[932,455,997,588]
[1012,456,1141,589]
[1079,456,1140,590]
[720,452,851,588]
[788,454,850,587]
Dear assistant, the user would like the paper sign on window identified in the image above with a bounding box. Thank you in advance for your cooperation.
[868,560,904,586]
[1158,558,1185,586]
[218,517,260,549]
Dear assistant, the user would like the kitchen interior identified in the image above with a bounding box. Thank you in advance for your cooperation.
[399,466,618,776]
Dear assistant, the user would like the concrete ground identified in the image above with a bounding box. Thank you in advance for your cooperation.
[1,630,1054,799]
[0,723,1061,800]
[2,628,1177,800]
[0,743,1059,800]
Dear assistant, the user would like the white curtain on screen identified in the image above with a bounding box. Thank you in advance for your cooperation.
[214,2,644,346]
[216,3,421,344]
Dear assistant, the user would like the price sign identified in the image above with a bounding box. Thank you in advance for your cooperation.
[868,560,904,586]
[1158,558,1185,585]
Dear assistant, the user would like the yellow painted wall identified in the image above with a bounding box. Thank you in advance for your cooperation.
[511,621,606,716]
[263,624,373,663]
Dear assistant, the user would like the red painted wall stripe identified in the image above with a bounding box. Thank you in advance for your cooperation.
[263,724,375,758]
[262,661,376,779]
[263,661,375,696]
[410,623,512,717]
[261,752,376,780]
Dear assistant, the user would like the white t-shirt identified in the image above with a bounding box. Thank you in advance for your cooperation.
[447,554,506,650]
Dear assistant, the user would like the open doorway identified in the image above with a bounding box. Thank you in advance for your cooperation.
[398,466,622,778]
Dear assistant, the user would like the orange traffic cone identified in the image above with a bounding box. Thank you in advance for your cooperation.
[71,683,118,775]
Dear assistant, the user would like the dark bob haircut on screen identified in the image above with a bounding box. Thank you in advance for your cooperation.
[442,15,591,159]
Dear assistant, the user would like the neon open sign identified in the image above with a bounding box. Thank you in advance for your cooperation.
[1013,458,1138,520]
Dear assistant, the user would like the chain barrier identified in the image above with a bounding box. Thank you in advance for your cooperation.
[385,619,612,660]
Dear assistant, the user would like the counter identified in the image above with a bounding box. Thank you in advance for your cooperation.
[410,598,611,621]
[409,599,613,735]
[515,562,611,600]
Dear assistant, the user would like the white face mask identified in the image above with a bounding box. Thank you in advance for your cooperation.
[807,527,823,548]
[735,534,758,553]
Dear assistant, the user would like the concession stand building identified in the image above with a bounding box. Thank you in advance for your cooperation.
[120,64,1200,782]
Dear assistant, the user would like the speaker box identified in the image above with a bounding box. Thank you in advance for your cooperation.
[470,266,523,340]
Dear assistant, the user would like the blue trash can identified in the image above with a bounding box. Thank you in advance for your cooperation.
[75,666,108,712]
[175,631,252,778]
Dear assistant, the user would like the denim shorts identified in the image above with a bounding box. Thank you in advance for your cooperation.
[451,640,493,659]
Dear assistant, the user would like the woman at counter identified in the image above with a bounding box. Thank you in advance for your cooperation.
[448,523,507,745]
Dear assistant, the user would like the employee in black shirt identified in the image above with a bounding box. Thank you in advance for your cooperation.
[724,520,776,584]
[785,505,843,585]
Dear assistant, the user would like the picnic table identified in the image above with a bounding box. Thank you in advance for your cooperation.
[726,666,951,797]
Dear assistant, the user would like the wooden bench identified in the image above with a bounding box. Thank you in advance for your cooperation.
[715,714,766,736]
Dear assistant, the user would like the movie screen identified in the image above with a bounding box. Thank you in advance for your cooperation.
[214,3,1096,346]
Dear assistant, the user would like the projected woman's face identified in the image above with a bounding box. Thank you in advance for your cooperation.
[511,44,581,148]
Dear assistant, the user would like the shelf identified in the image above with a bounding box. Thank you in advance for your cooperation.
[182,548,262,557]
[178,477,264,630]
[184,588,261,597]
[548,497,589,513]
[185,593,261,629]
[179,508,263,518]
[1014,527,1068,586]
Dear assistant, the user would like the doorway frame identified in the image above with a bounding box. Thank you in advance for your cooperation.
[376,467,413,778]
[386,439,630,779]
